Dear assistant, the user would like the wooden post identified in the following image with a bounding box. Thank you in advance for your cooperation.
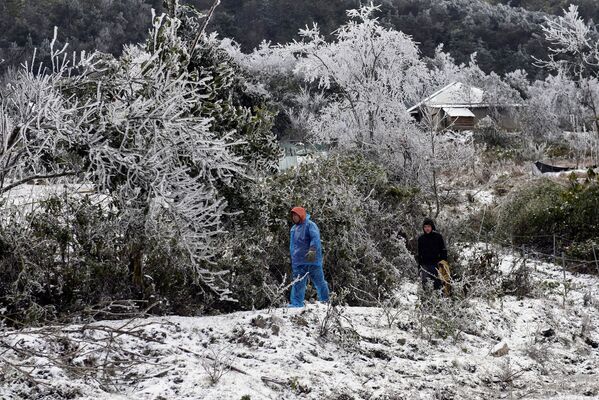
[478,206,486,244]
[562,252,567,307]
[510,236,514,257]
[553,234,557,266]
[593,245,599,276]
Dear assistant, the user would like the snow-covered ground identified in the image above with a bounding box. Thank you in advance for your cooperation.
[1,251,598,400]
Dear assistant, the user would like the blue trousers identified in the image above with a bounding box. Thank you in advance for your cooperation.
[289,264,330,307]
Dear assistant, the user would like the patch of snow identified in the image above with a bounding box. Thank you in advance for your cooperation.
[1,247,598,399]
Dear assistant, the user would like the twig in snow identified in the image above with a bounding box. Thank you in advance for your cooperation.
[176,345,248,375]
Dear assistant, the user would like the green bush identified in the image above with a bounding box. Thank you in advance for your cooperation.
[496,179,563,244]
[0,195,210,326]
[496,173,599,263]
[214,153,420,310]
[0,153,425,324]
[566,239,599,262]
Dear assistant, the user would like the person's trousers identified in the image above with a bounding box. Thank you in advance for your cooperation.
[289,264,330,307]
[420,264,443,291]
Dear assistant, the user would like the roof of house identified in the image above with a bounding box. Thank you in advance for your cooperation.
[407,82,485,114]
[443,107,475,118]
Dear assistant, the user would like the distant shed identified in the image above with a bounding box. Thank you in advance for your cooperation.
[407,82,519,131]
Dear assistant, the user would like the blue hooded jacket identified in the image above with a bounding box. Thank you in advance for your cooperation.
[290,213,323,267]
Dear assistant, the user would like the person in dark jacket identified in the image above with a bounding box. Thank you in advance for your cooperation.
[289,206,330,307]
[416,218,448,290]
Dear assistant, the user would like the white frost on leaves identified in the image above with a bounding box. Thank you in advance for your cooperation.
[0,12,246,299]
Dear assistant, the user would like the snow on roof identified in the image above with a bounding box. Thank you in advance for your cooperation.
[443,107,475,117]
[408,82,485,113]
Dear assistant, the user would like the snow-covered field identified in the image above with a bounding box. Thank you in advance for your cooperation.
[1,252,598,400]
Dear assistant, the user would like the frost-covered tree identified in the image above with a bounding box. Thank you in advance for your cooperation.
[291,3,429,148]
[520,71,587,137]
[230,3,504,188]
[77,13,246,297]
[416,108,476,217]
[174,4,281,173]
[537,4,599,134]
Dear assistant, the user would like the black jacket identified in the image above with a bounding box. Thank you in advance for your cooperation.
[417,231,447,265]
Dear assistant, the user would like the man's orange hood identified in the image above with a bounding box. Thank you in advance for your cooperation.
[291,207,307,223]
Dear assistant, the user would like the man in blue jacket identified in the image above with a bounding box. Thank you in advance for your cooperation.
[289,206,330,307]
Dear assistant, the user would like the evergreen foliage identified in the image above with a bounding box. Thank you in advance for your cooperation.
[496,173,599,263]
[0,3,280,323]
[2,0,599,76]
[214,153,420,311]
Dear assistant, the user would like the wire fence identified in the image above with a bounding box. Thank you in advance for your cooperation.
[454,232,599,307]
[476,231,599,272]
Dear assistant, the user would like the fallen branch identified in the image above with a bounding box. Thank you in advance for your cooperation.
[261,375,286,386]
[176,345,249,375]
[1,357,51,387]
[0,319,172,391]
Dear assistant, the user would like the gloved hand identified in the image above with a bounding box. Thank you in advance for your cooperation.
[306,248,316,262]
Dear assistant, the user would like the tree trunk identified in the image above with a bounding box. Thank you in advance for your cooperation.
[129,243,145,291]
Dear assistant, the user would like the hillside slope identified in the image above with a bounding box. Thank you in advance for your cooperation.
[2,0,598,76]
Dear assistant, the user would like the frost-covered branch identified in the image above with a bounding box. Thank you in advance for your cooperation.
[536,5,599,133]
[0,30,96,195]
[1,9,272,300]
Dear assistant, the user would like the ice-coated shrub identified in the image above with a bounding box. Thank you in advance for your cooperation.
[0,195,211,325]
[214,153,420,310]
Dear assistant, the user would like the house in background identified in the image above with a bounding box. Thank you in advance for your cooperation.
[407,82,519,131]
[278,141,331,170]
